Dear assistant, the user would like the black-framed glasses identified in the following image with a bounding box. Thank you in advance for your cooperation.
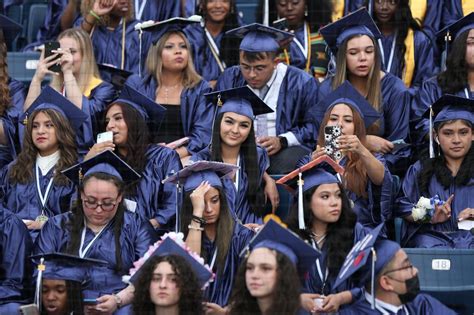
[82,199,118,212]
[383,264,415,275]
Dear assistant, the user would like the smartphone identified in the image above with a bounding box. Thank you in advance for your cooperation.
[97,131,113,143]
[272,17,289,31]
[19,304,39,315]
[83,298,98,305]
[324,125,342,161]
[44,41,61,73]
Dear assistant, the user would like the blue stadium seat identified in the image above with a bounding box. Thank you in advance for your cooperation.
[405,248,474,315]
[5,4,23,51]
[26,3,47,44]
[394,217,403,244]
[271,174,293,221]
[6,51,41,84]
[236,0,259,24]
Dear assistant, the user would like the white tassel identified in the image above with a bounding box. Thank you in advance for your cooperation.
[298,172,305,230]
[429,107,434,158]
[34,258,45,308]
[370,248,377,310]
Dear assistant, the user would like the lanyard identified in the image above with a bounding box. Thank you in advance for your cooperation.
[233,155,240,191]
[79,222,109,258]
[210,248,218,271]
[465,88,471,99]
[134,0,147,21]
[311,240,328,293]
[205,28,226,72]
[378,31,397,73]
[35,164,54,211]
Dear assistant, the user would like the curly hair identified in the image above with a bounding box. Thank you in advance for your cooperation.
[0,31,11,117]
[132,255,204,315]
[210,112,266,217]
[285,182,357,278]
[437,30,470,94]
[229,250,301,315]
[8,109,78,186]
[63,172,126,273]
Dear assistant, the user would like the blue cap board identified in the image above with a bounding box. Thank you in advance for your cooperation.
[244,219,320,275]
[0,13,22,37]
[163,160,239,192]
[20,86,89,132]
[320,8,381,56]
[61,149,141,185]
[98,63,133,89]
[310,81,381,129]
[128,237,213,287]
[226,23,294,52]
[205,86,274,119]
[113,84,166,130]
[423,94,474,126]
[140,16,202,45]
[437,12,474,42]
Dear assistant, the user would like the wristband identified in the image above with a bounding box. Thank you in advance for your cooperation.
[113,293,122,309]
[278,136,288,149]
[89,10,101,21]
[188,224,204,231]
[192,215,206,226]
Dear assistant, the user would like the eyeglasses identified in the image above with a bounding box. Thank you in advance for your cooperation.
[240,64,271,74]
[82,199,118,212]
[374,0,399,6]
[383,264,415,275]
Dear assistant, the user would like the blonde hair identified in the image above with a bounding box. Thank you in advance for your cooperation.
[332,35,382,133]
[80,0,134,25]
[145,31,202,89]
[52,28,100,94]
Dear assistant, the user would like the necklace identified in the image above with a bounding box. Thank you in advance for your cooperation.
[311,231,327,247]
[160,83,180,103]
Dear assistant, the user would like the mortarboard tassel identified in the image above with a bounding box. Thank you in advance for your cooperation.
[138,28,143,77]
[34,257,45,308]
[298,172,305,230]
[441,31,451,72]
[429,106,435,158]
[370,248,377,310]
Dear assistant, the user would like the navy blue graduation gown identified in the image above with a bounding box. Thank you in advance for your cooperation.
[202,223,254,306]
[303,223,369,301]
[216,65,319,150]
[442,0,473,29]
[125,74,214,154]
[0,164,76,241]
[126,145,182,230]
[340,292,456,315]
[298,153,394,230]
[136,0,180,22]
[34,211,156,296]
[0,207,33,307]
[378,30,437,90]
[191,145,269,224]
[396,161,474,248]
[0,79,26,170]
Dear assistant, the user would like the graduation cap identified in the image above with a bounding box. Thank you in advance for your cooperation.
[319,8,382,56]
[226,23,294,52]
[113,84,166,130]
[61,149,141,186]
[310,81,381,129]
[97,64,133,89]
[31,253,107,307]
[137,16,202,45]
[20,86,89,132]
[276,155,344,230]
[0,13,22,38]
[127,236,213,288]
[205,86,274,119]
[244,218,320,276]
[333,223,389,309]
[423,94,474,158]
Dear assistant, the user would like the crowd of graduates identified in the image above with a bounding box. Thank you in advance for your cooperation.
[0,0,473,314]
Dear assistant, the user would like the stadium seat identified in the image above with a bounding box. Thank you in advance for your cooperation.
[5,4,23,51]
[236,0,259,24]
[26,3,47,44]
[405,248,474,315]
[6,51,41,84]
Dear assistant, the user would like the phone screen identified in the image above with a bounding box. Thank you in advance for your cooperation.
[272,18,289,31]
[44,41,61,73]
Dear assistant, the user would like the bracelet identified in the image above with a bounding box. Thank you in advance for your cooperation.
[113,293,122,309]
[188,224,204,231]
[192,215,206,226]
[89,10,101,21]
[82,18,94,26]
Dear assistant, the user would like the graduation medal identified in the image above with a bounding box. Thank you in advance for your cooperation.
[35,209,48,223]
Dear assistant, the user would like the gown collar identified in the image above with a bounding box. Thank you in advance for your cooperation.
[36,150,60,176]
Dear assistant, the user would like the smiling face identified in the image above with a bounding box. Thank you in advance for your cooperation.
[310,183,342,224]
[345,35,375,78]
[42,279,68,315]
[32,111,59,156]
[245,247,278,299]
[206,0,231,23]
[149,261,181,308]
[161,33,189,72]
[106,104,128,146]
[436,120,473,161]
[219,112,252,148]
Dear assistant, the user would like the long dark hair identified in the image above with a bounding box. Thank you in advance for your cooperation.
[210,112,266,216]
[286,182,357,277]
[40,280,84,315]
[132,255,204,315]
[180,186,234,274]
[9,109,78,186]
[437,30,470,94]
[256,0,332,32]
[229,250,301,315]
[198,0,241,67]
[63,173,126,273]
[0,30,11,117]
[418,121,473,195]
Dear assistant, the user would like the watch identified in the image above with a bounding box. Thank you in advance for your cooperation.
[278,136,288,149]
[113,293,122,309]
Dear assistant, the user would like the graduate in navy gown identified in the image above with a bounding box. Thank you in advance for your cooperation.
[0,206,33,314]
[0,87,85,241]
[126,17,214,162]
[217,24,318,174]
[228,218,320,315]
[279,156,371,313]
[134,0,180,23]
[372,0,437,90]
[166,163,254,307]
[24,28,115,157]
[0,15,26,169]
[338,238,455,315]
[85,85,182,232]
[184,0,242,87]
[77,0,146,76]
[34,150,157,314]
[443,0,474,28]
[396,95,474,248]
[192,86,279,225]
[305,82,394,230]
[412,13,474,153]
[319,8,411,173]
